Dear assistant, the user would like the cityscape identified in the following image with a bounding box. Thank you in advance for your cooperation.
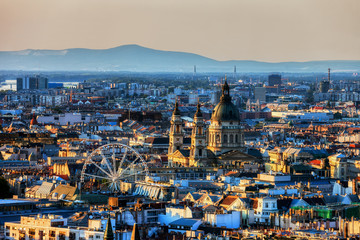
[1,0,360,240]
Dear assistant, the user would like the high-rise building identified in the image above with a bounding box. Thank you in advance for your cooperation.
[16,76,48,91]
[254,87,266,102]
[320,80,330,93]
[268,74,282,86]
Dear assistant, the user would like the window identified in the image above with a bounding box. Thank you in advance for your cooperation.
[49,231,56,237]
[265,203,268,208]
[223,135,228,143]
[176,125,180,133]
[235,134,238,143]
[199,149,202,157]
[81,116,86,121]
[230,134,234,143]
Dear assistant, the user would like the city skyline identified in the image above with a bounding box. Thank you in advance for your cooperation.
[1,0,360,62]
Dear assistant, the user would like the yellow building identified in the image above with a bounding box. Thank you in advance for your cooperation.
[4,214,115,240]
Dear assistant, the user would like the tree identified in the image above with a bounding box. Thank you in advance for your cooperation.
[323,158,330,170]
[0,177,12,199]
[334,112,342,120]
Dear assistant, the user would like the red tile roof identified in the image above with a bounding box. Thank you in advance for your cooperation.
[308,160,322,166]
[220,196,239,206]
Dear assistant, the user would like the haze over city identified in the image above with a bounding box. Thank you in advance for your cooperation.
[1,0,360,62]
[3,1,360,240]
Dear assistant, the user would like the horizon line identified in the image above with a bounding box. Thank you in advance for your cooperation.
[1,44,360,64]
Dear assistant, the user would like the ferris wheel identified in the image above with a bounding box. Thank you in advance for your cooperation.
[80,143,149,193]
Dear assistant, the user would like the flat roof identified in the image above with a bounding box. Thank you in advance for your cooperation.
[0,199,36,206]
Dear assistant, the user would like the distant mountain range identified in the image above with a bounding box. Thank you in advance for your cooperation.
[0,44,359,73]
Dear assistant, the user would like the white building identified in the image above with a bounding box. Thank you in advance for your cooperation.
[271,111,333,122]
[4,214,111,240]
[158,206,194,225]
[254,197,278,224]
[37,113,91,125]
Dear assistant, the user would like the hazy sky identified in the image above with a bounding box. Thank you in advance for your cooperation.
[1,0,360,62]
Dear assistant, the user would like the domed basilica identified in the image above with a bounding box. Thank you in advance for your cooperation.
[168,81,254,168]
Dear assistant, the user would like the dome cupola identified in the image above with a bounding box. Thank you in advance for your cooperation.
[211,81,240,122]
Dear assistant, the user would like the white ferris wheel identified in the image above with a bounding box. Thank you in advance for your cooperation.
[80,143,149,193]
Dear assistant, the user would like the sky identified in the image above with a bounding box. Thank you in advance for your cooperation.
[0,0,360,62]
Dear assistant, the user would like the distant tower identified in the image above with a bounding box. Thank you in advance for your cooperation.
[168,101,183,155]
[189,102,207,166]
[233,65,237,83]
[320,68,331,93]
[193,65,197,80]
[69,90,73,103]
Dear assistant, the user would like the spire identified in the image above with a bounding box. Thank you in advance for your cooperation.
[220,80,231,103]
[104,215,114,240]
[131,223,140,240]
[173,100,180,116]
[30,112,38,126]
[194,101,202,118]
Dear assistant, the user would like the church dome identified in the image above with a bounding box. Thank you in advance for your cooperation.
[211,81,240,122]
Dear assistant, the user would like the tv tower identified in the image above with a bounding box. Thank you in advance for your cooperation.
[193,65,197,80]
[233,65,237,83]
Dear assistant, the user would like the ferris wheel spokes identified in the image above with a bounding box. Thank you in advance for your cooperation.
[89,158,112,178]
[80,143,149,193]
[100,151,114,175]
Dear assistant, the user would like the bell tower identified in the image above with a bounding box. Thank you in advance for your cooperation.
[190,102,207,166]
[168,101,183,154]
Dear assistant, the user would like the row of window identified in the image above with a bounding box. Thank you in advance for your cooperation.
[209,133,240,144]
[264,203,276,208]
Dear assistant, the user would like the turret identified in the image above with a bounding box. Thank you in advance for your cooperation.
[190,102,207,165]
[168,100,183,155]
